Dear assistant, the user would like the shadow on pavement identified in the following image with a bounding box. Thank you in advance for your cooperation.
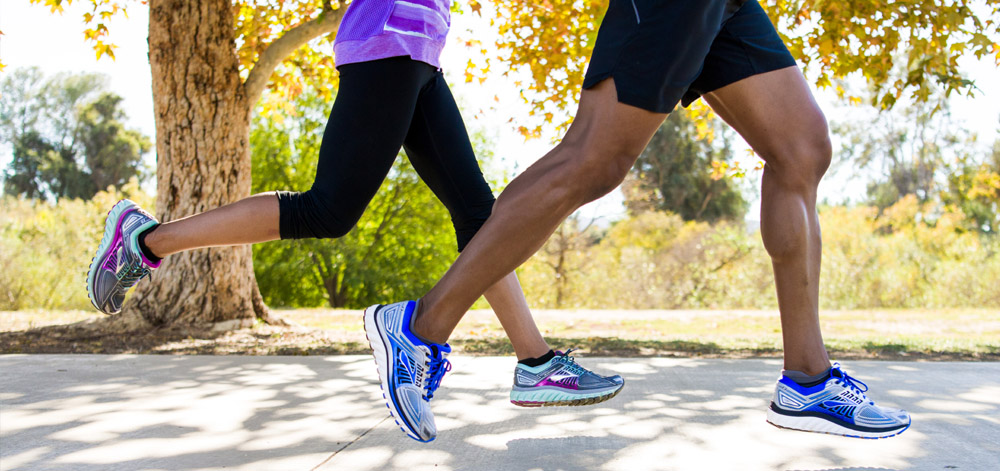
[1,356,997,471]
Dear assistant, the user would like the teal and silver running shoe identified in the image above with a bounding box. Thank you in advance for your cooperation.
[510,350,624,407]
[87,199,160,314]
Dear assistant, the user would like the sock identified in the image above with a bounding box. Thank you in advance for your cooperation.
[137,225,163,264]
[783,368,832,388]
[518,350,555,367]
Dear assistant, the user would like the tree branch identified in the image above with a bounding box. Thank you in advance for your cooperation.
[243,8,345,110]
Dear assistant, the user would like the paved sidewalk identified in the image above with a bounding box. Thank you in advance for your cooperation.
[1,355,997,471]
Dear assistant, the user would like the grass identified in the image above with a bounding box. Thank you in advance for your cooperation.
[1,308,998,359]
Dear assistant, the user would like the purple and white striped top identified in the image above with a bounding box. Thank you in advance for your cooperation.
[334,0,452,69]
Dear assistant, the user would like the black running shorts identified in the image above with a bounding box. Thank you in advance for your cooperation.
[582,0,798,113]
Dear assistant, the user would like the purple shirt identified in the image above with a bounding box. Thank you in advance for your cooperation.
[334,0,452,69]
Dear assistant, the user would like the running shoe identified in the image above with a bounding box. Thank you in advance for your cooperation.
[87,199,161,315]
[766,363,911,439]
[510,349,624,407]
[363,301,452,442]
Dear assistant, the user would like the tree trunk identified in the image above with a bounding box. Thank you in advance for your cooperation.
[128,0,261,328]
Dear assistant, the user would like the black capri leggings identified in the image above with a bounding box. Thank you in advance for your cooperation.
[276,56,496,251]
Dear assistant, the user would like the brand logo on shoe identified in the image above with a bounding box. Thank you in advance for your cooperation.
[548,372,578,382]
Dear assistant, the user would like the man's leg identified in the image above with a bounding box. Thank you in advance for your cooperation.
[412,78,667,343]
[398,70,551,361]
[709,66,910,439]
[702,66,832,375]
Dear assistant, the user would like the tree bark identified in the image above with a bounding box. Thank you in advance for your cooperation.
[130,0,257,327]
[122,1,343,328]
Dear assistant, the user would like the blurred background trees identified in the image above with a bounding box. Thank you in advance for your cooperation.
[1,67,150,201]
[2,1,999,315]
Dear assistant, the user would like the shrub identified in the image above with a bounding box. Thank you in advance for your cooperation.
[0,180,152,310]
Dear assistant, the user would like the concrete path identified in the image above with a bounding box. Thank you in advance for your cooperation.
[1,355,997,471]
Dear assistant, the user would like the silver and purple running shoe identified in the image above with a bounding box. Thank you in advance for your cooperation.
[510,349,624,407]
[87,199,160,315]
[363,301,452,442]
[766,363,911,439]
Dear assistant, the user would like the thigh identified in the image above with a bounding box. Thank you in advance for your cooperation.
[682,0,799,107]
[402,72,496,250]
[311,57,436,219]
[703,66,829,170]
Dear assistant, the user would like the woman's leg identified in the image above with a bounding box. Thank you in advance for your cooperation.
[399,71,549,360]
[144,57,436,257]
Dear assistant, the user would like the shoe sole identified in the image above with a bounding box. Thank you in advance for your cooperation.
[511,383,624,407]
[362,305,433,442]
[766,408,911,439]
[86,199,135,314]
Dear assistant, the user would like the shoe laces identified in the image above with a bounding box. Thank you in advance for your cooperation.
[831,363,872,403]
[555,348,588,376]
[424,353,451,400]
[119,264,152,287]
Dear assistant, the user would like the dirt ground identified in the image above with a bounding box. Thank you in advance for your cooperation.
[2,313,997,361]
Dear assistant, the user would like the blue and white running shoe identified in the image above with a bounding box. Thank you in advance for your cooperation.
[87,199,160,314]
[511,350,624,407]
[363,301,451,442]
[766,363,911,439]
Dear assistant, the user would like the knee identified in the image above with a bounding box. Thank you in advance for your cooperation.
[312,215,355,239]
[278,189,359,239]
[452,199,495,252]
[560,139,640,202]
[761,117,832,190]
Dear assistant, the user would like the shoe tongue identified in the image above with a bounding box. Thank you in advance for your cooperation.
[430,343,452,357]
[829,367,843,379]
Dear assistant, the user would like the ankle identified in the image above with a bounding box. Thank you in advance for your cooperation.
[517,350,555,367]
[783,360,832,377]
[411,301,449,345]
[138,225,163,263]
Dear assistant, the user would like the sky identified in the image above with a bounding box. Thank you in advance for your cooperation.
[2,0,999,222]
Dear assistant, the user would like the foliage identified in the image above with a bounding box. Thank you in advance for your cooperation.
[233,0,344,111]
[518,199,1000,310]
[4,187,999,311]
[943,140,1000,233]
[624,108,748,222]
[0,67,150,201]
[249,93,498,308]
[0,180,152,310]
[521,213,602,308]
[771,0,1000,108]
[468,0,1000,136]
[833,94,1000,232]
[821,196,1000,308]
[27,0,345,111]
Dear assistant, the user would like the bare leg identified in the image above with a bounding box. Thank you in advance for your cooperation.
[482,272,550,360]
[703,66,832,375]
[144,192,280,257]
[412,79,666,343]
